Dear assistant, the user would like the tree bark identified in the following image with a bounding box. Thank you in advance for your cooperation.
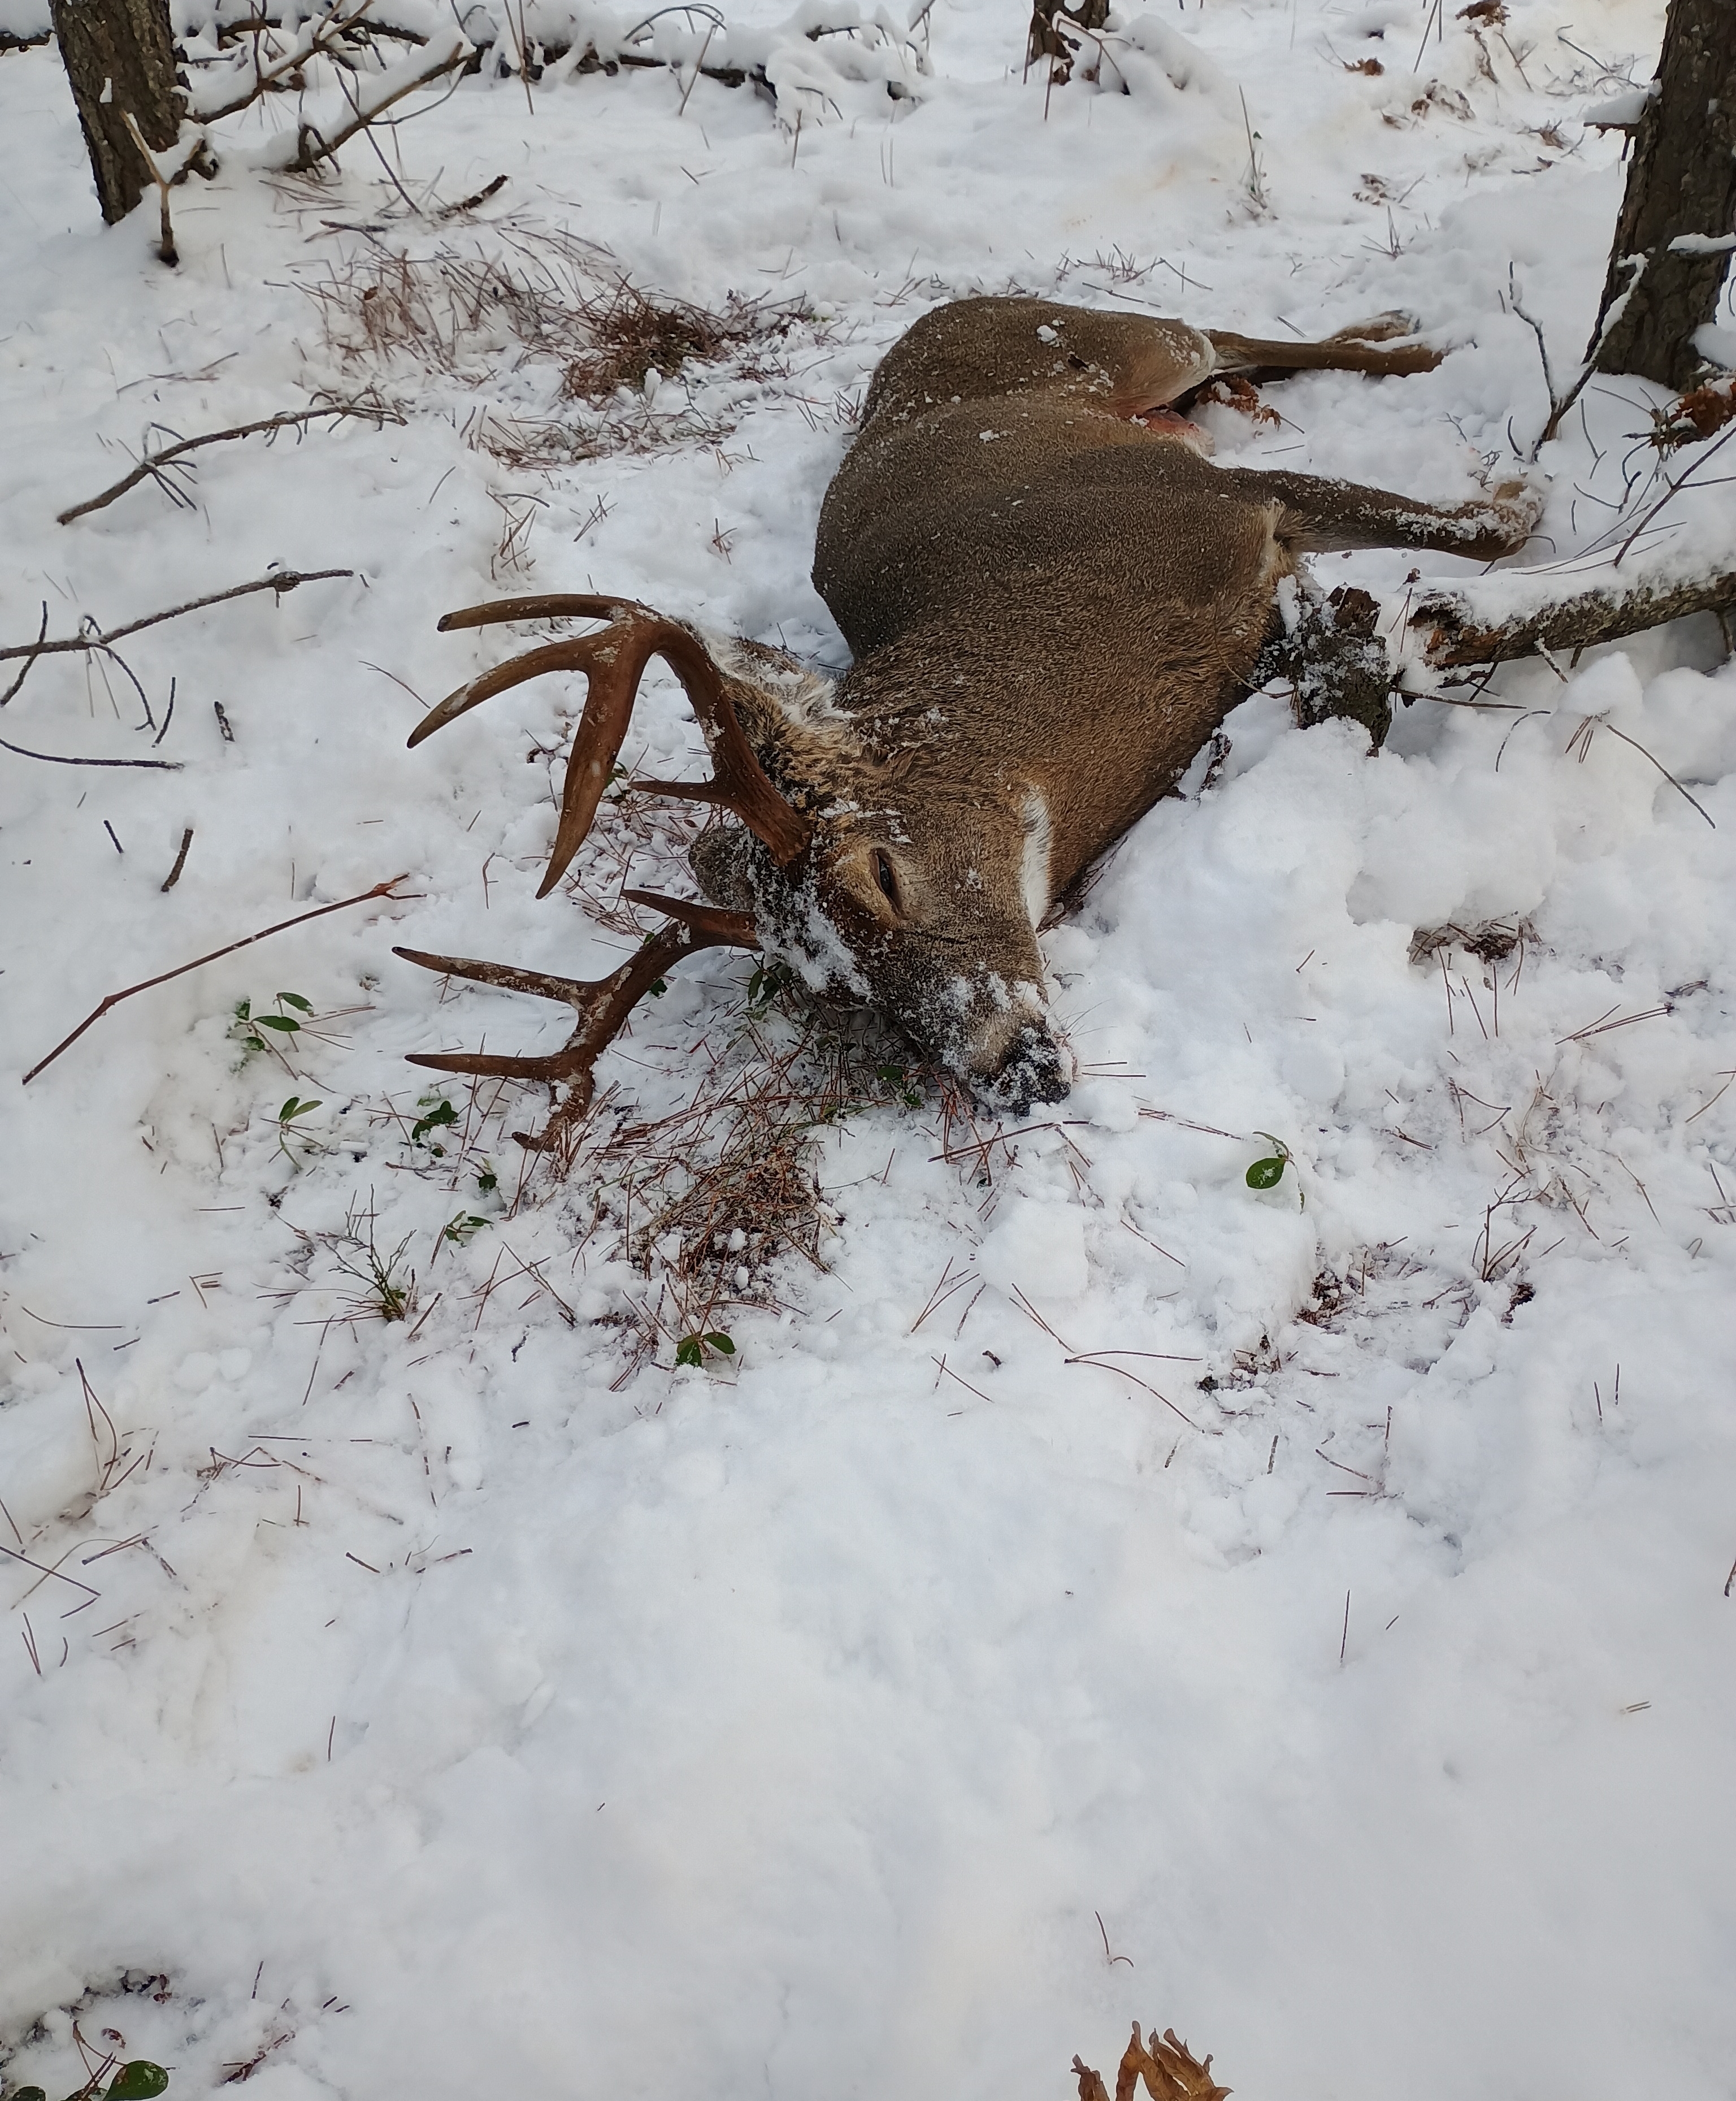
[1588,0,1736,390]
[1408,568,1736,668]
[50,0,184,226]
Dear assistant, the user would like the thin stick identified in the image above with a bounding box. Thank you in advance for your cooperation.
[0,733,180,772]
[678,19,715,114]
[287,30,471,172]
[161,826,194,891]
[1614,421,1736,566]
[120,110,177,265]
[0,605,49,707]
[0,569,354,662]
[23,874,411,1085]
[59,405,399,526]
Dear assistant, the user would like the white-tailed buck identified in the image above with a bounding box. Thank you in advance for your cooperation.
[396,296,1538,1140]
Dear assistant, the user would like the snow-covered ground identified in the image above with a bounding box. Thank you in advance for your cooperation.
[2,2,1734,2096]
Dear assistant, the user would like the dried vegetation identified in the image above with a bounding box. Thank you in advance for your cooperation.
[300,231,819,468]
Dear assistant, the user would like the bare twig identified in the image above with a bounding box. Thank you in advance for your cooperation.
[23,874,411,1085]
[120,110,178,265]
[1614,421,1736,566]
[59,404,401,525]
[285,28,471,172]
[0,732,180,771]
[0,568,354,662]
[161,826,195,891]
[195,0,383,123]
[0,604,49,707]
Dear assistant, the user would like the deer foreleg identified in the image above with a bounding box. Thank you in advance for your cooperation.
[395,894,758,1149]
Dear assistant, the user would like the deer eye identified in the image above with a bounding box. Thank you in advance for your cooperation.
[872,850,900,908]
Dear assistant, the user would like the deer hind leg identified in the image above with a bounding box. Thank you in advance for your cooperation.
[1214,464,1540,561]
[861,295,1217,423]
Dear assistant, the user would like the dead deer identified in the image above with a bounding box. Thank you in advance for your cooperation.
[396,296,1537,1141]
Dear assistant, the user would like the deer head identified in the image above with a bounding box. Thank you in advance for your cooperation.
[397,594,1071,1148]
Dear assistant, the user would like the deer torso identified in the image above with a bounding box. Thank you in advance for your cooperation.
[811,297,1295,899]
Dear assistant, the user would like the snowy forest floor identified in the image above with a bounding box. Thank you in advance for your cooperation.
[1,1,1734,2096]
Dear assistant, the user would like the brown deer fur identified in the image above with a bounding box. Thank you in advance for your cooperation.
[688,296,1535,1110]
[403,294,1538,1133]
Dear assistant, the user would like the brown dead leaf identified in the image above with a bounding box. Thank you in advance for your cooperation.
[1074,2025,1232,2101]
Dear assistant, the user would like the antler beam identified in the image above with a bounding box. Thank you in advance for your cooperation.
[394,889,759,1150]
[410,595,811,897]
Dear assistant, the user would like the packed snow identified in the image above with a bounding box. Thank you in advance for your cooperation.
[2,1,1734,2096]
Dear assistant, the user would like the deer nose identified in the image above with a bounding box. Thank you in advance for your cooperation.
[975,1023,1074,1117]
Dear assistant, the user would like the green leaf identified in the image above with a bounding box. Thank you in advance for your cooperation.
[233,998,252,1021]
[411,1099,458,1143]
[277,993,314,1013]
[476,1169,498,1195]
[279,1097,322,1123]
[107,2067,169,2100]
[675,1337,703,1368]
[256,1014,300,1034]
[1245,1156,1287,1190]
[647,978,667,997]
[704,1332,736,1355]
[443,1215,488,1245]
[12,2086,46,2101]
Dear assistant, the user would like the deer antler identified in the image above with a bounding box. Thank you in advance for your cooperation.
[394,890,759,1150]
[409,594,812,896]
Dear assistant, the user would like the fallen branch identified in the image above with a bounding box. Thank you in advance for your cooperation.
[192,0,384,123]
[23,874,412,1085]
[281,27,471,172]
[58,404,401,525]
[1408,564,1736,667]
[0,568,355,665]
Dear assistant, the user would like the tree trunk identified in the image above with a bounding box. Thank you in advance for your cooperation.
[1588,0,1736,390]
[50,0,183,226]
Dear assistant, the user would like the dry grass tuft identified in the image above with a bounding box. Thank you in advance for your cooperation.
[299,231,817,468]
[545,979,931,1377]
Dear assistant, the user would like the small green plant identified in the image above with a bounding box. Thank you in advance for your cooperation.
[747,958,796,1010]
[442,1212,489,1246]
[275,1094,323,1164]
[675,1331,736,1368]
[231,991,313,1059]
[476,1166,499,1195]
[333,1220,417,1322]
[410,1094,458,1151]
[15,2061,168,2101]
[1245,1133,1303,1206]
[876,1063,922,1110]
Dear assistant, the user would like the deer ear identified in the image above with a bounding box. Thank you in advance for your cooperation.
[691,822,756,913]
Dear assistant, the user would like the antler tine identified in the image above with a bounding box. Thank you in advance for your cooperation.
[436,594,626,633]
[393,899,759,1146]
[411,595,813,904]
